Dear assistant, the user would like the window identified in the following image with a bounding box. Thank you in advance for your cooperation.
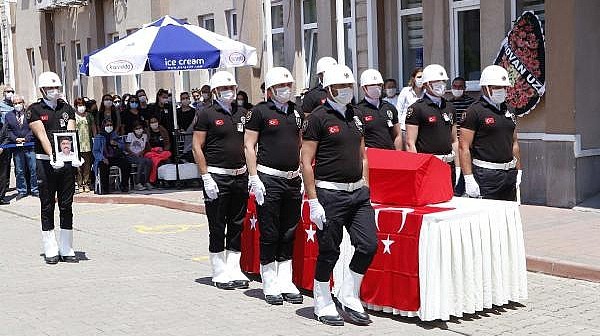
[512,0,545,29]
[73,41,84,98]
[271,2,285,67]
[226,10,238,40]
[397,0,424,86]
[302,0,318,88]
[342,0,357,79]
[199,14,215,32]
[110,33,122,94]
[57,44,68,100]
[27,48,37,93]
[450,0,481,86]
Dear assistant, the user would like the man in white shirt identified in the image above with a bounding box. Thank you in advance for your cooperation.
[55,137,78,163]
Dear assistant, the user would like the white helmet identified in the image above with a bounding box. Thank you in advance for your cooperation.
[209,71,237,90]
[360,69,384,87]
[38,71,62,88]
[264,67,294,89]
[316,56,338,75]
[479,65,511,87]
[421,64,449,83]
[322,64,356,88]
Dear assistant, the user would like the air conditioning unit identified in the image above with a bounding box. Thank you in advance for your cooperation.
[55,0,89,7]
[35,0,57,11]
[36,0,88,11]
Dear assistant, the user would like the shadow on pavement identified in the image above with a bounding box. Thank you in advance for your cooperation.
[242,288,264,301]
[295,306,314,320]
[37,251,90,262]
[194,277,214,286]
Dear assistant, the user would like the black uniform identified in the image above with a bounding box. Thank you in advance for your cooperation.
[27,99,76,231]
[356,99,399,150]
[301,84,327,115]
[303,101,377,282]
[245,99,304,265]
[405,94,458,186]
[194,102,249,253]
[450,95,475,196]
[461,97,518,201]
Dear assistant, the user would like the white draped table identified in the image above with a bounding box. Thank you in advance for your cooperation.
[333,197,528,321]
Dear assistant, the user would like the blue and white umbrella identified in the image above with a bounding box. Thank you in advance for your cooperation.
[80,15,257,76]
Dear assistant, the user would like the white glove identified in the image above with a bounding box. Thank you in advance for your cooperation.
[464,174,480,198]
[455,166,461,187]
[516,170,523,188]
[50,158,64,170]
[249,174,266,205]
[71,157,85,168]
[308,198,326,230]
[201,174,219,200]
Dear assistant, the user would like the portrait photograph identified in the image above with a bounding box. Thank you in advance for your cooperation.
[52,131,80,164]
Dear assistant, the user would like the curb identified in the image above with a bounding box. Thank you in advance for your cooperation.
[74,194,600,283]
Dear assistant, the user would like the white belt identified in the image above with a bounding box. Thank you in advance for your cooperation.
[36,154,50,160]
[316,179,365,192]
[207,165,247,176]
[257,164,300,179]
[434,152,455,163]
[472,158,517,170]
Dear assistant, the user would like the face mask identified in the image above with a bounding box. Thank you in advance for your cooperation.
[385,88,397,98]
[129,102,139,109]
[139,96,147,103]
[237,100,244,107]
[134,129,144,136]
[150,123,159,130]
[104,126,113,133]
[489,87,507,104]
[45,89,60,102]
[193,96,201,102]
[273,87,293,104]
[331,87,354,106]
[114,101,121,107]
[451,89,464,98]
[14,104,24,112]
[103,100,113,108]
[365,86,382,99]
[415,77,424,88]
[5,92,14,100]
[429,82,446,97]
[77,106,86,114]
[202,93,211,101]
[218,90,236,105]
[159,97,168,105]
[181,99,191,106]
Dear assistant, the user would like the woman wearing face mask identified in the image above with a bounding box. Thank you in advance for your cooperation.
[144,116,171,186]
[73,98,96,193]
[459,65,521,201]
[405,64,460,189]
[397,68,424,133]
[96,93,121,135]
[149,89,174,134]
[125,121,153,191]
[236,90,253,110]
[356,69,403,150]
[176,91,195,131]
[122,96,145,134]
[92,119,131,194]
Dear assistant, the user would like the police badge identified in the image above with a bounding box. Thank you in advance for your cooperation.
[406,106,414,119]
[294,111,301,129]
[386,110,393,120]
[353,115,364,134]
[246,110,252,121]
[302,120,309,133]
[240,116,246,125]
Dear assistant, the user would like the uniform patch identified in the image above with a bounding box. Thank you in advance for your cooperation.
[428,116,437,123]
[406,106,414,119]
[25,110,32,120]
[485,117,496,125]
[302,120,309,132]
[320,98,326,105]
[215,119,225,126]
[246,110,253,121]
[268,119,280,126]
[386,110,393,120]
[353,116,364,134]
[364,115,374,122]
[40,114,49,121]
[62,112,69,122]
[328,125,340,134]
[240,116,246,125]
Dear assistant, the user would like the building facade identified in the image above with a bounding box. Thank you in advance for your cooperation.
[2,0,599,208]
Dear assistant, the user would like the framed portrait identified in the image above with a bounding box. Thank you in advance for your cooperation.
[53,131,80,164]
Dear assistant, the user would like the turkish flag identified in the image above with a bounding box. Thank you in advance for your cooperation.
[291,199,321,291]
[360,205,453,311]
[485,117,495,125]
[240,194,261,274]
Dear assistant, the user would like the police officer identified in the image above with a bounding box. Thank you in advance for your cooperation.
[459,65,521,200]
[302,64,377,326]
[301,56,337,115]
[28,72,84,264]
[244,67,304,305]
[356,69,402,150]
[192,71,250,290]
[405,64,460,187]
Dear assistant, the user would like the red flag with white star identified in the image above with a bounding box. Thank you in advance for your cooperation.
[240,194,261,274]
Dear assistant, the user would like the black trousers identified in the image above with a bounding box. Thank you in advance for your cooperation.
[256,173,302,265]
[203,173,249,253]
[473,165,517,201]
[314,186,378,282]
[0,149,10,199]
[36,159,75,231]
[98,157,131,193]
